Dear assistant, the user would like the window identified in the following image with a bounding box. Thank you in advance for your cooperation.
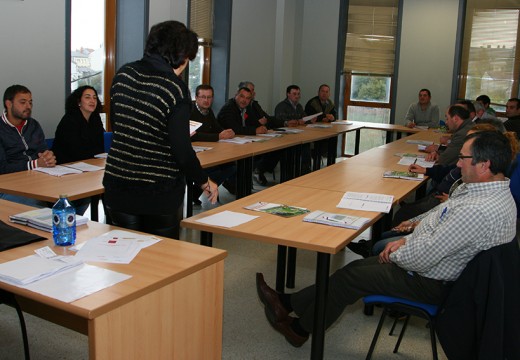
[69,0,116,129]
[342,1,399,155]
[70,0,105,101]
[189,0,214,98]
[458,0,520,112]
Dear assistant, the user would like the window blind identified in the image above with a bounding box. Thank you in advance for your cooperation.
[189,0,213,41]
[344,4,398,75]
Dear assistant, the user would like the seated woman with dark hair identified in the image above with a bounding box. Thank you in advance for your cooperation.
[52,85,105,164]
[52,86,105,215]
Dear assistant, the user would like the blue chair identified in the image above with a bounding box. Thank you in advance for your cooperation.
[103,132,113,153]
[45,138,54,150]
[363,295,439,360]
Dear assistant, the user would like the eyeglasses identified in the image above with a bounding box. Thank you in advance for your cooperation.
[458,154,473,160]
[197,95,213,100]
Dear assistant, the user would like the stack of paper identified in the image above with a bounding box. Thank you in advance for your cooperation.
[303,211,370,230]
[10,208,89,232]
[331,120,353,125]
[274,128,304,134]
[0,254,83,286]
[406,140,434,146]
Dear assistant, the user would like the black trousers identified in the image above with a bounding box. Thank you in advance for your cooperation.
[106,204,184,239]
[290,256,451,333]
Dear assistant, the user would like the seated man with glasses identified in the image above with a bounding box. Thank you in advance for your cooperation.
[256,130,516,348]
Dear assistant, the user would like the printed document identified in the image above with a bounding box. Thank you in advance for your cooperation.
[337,192,394,213]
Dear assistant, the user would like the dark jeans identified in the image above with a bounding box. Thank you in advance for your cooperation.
[290,256,451,333]
[105,204,183,239]
[205,162,237,185]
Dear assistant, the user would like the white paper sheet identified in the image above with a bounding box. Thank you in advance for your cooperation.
[337,192,394,213]
[33,165,82,176]
[193,146,213,153]
[75,230,160,264]
[21,264,131,303]
[195,210,259,228]
[65,162,104,171]
[219,137,255,144]
[397,157,435,168]
[302,112,322,122]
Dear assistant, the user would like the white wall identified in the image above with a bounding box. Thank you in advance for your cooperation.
[395,0,460,124]
[228,0,278,112]
[0,0,66,138]
[297,0,340,108]
[148,0,187,28]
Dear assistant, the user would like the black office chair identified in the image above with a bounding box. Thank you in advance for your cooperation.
[363,295,438,360]
[0,290,30,359]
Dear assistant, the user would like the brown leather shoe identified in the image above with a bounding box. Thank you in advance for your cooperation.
[272,316,309,348]
[256,273,289,323]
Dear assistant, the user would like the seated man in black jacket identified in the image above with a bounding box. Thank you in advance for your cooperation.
[0,85,56,207]
[190,84,237,200]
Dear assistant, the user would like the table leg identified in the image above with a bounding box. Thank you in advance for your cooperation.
[186,181,194,218]
[275,245,287,293]
[312,141,322,171]
[326,136,338,166]
[200,231,213,247]
[237,157,253,198]
[279,148,289,183]
[386,130,393,144]
[354,129,361,155]
[311,252,330,360]
[286,247,297,288]
[90,195,100,222]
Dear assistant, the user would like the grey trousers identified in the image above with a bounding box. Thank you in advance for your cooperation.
[290,256,451,333]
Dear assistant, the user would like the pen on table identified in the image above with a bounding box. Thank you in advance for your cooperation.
[413,158,417,165]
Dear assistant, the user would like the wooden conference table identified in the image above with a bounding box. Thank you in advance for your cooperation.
[0,158,106,221]
[181,129,441,359]
[0,200,227,359]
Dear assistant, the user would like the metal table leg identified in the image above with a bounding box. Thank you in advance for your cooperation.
[310,252,330,360]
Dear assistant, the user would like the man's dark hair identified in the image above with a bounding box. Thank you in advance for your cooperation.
[66,85,102,115]
[507,98,520,109]
[195,84,214,97]
[238,81,254,90]
[236,87,252,95]
[286,85,300,94]
[419,88,431,97]
[465,131,512,175]
[476,94,491,106]
[144,21,198,69]
[448,105,470,120]
[457,99,476,114]
[318,84,329,92]
[3,84,31,110]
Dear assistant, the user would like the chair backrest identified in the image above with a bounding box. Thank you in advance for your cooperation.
[45,138,54,150]
[436,238,520,360]
[103,132,113,153]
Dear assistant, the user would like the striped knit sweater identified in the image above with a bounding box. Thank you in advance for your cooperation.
[103,54,206,214]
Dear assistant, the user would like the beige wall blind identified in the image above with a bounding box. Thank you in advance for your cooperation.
[344,4,398,75]
[459,0,520,103]
[189,0,213,41]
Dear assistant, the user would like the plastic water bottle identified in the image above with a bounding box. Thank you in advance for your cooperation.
[52,195,76,246]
